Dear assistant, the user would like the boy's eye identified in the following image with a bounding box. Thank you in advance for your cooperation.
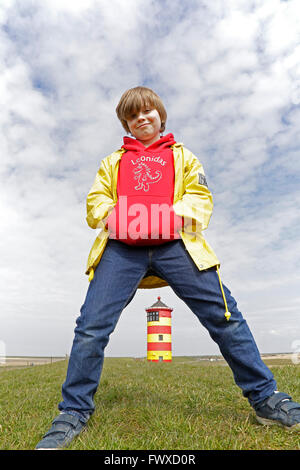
[127,108,153,120]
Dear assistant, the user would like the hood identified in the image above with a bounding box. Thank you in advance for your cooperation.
[122,133,176,152]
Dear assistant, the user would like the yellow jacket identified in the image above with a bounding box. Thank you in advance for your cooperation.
[85,142,219,288]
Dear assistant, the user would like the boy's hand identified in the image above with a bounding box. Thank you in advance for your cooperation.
[182,217,202,234]
[105,209,117,238]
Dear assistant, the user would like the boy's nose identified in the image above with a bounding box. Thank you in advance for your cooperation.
[137,112,146,121]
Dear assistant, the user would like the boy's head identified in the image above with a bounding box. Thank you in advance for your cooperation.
[116,86,167,134]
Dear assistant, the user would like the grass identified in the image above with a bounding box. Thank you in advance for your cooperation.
[0,357,299,450]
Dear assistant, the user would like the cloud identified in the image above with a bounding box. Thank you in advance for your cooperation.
[0,0,300,357]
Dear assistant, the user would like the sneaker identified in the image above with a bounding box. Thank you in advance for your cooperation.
[255,392,300,432]
[35,413,86,450]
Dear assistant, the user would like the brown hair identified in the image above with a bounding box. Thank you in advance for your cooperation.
[116,86,167,133]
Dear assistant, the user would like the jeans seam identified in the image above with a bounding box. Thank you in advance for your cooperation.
[148,248,154,269]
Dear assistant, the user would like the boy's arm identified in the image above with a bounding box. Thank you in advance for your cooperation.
[173,150,213,232]
[86,157,116,230]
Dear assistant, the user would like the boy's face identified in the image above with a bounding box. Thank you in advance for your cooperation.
[126,107,162,146]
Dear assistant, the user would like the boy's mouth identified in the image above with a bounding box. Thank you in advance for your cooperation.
[137,123,149,128]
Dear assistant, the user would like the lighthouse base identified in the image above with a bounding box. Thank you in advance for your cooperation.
[147,351,172,362]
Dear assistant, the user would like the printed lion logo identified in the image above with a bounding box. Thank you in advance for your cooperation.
[133,163,162,192]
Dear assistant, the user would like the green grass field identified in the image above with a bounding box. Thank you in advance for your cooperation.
[0,357,299,450]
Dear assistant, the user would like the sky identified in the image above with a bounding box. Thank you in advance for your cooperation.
[0,0,300,359]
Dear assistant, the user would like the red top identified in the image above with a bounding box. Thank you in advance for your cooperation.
[107,133,183,245]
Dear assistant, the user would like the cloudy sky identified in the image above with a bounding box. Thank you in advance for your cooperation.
[1,0,300,359]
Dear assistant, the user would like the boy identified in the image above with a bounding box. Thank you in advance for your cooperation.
[36,86,300,449]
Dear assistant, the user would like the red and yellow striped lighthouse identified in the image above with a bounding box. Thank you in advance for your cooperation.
[146,296,172,362]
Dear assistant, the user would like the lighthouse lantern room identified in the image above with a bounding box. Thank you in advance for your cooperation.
[146,296,172,362]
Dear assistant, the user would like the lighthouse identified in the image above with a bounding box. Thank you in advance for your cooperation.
[146,296,172,362]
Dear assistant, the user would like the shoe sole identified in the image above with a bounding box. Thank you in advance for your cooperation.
[36,448,60,451]
[256,415,300,432]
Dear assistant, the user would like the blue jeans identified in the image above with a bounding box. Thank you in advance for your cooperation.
[58,240,276,419]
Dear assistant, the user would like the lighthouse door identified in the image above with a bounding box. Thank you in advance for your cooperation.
[159,356,163,362]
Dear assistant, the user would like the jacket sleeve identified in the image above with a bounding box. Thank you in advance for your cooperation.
[174,149,213,232]
[86,157,116,229]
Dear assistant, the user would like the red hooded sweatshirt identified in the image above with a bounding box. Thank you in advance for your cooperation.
[107,133,183,245]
